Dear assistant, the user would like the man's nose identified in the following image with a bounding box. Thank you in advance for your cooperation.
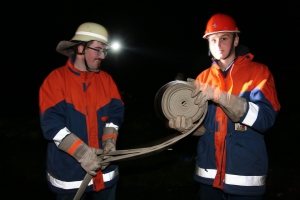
[99,53,106,59]
[216,39,221,47]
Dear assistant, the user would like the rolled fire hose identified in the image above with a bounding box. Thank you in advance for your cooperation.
[74,80,208,200]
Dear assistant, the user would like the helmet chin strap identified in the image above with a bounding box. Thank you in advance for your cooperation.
[84,58,100,73]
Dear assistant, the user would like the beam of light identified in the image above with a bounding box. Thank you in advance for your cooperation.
[110,42,121,51]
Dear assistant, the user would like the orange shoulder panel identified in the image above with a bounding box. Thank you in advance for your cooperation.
[39,67,66,114]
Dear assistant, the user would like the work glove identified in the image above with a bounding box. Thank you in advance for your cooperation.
[169,115,206,136]
[187,78,247,122]
[58,133,103,176]
[169,115,194,133]
[101,127,118,170]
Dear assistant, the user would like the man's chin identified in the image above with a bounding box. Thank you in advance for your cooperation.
[214,55,227,60]
[213,56,221,60]
[88,65,101,72]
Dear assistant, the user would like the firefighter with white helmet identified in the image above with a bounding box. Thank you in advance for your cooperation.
[168,13,280,199]
[39,22,124,199]
[56,22,110,72]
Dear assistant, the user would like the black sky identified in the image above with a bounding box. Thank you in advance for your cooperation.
[1,1,299,118]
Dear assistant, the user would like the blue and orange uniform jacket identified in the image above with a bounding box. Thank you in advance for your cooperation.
[39,57,124,194]
[194,47,280,196]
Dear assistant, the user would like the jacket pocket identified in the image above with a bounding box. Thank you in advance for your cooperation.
[229,138,267,174]
[196,131,215,169]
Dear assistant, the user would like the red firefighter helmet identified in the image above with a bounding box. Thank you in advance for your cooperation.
[203,13,240,39]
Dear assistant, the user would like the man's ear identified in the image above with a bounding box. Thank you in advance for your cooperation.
[77,45,85,54]
[234,35,239,47]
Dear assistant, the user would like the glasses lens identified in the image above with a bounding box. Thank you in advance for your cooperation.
[101,50,108,56]
[88,46,107,56]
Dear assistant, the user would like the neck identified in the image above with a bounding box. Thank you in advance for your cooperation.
[217,54,236,71]
[74,55,87,71]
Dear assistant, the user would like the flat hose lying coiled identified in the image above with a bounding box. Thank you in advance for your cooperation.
[74,80,208,200]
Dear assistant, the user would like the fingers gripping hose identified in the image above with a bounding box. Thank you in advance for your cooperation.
[74,80,208,200]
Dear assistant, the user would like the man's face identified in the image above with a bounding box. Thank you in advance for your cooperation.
[84,41,107,71]
[208,32,239,60]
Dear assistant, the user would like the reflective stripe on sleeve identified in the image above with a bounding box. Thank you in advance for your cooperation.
[105,122,119,130]
[47,167,119,190]
[242,102,259,126]
[53,127,71,146]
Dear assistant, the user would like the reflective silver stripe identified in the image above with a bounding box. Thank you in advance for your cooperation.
[242,102,259,126]
[105,122,119,130]
[53,127,71,146]
[76,31,108,42]
[47,172,93,189]
[47,167,119,190]
[195,166,265,186]
[195,166,216,179]
[103,167,119,182]
[225,173,266,186]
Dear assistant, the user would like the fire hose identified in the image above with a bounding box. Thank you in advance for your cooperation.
[73,80,208,200]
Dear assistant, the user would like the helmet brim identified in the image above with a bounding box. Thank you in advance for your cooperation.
[203,30,240,39]
[56,40,82,57]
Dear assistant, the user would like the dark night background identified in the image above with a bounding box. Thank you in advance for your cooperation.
[1,1,299,199]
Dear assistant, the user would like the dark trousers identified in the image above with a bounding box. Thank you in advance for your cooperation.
[56,184,117,200]
[199,184,263,200]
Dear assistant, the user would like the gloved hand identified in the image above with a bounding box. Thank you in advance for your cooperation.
[101,127,118,170]
[168,115,194,133]
[58,133,103,176]
[188,78,247,122]
[188,78,220,108]
[169,116,206,136]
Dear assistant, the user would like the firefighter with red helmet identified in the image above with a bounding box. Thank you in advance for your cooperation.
[169,13,280,199]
